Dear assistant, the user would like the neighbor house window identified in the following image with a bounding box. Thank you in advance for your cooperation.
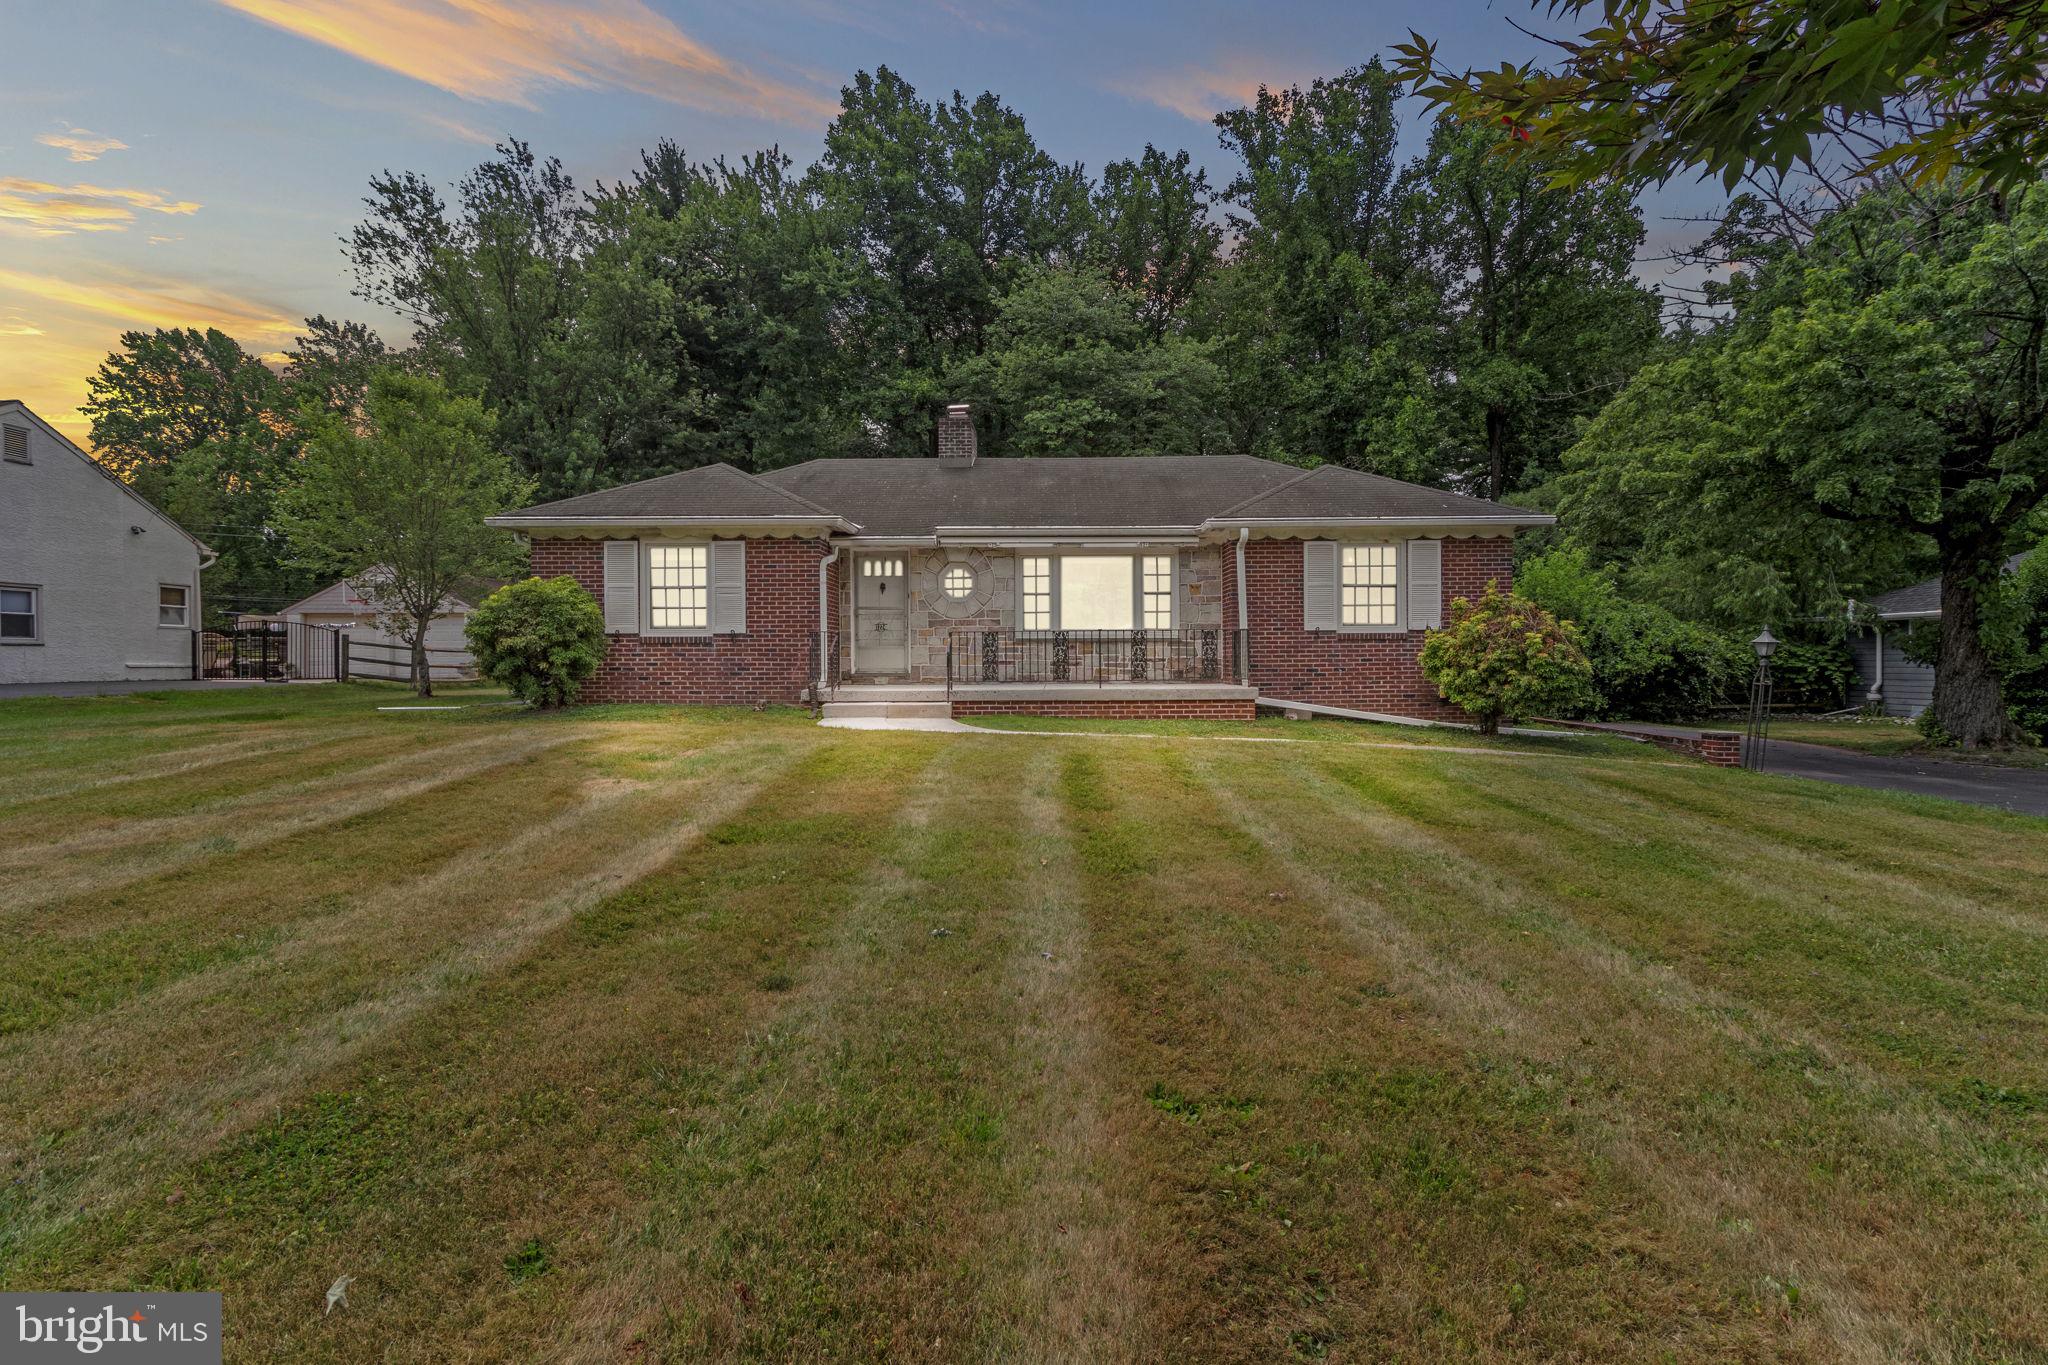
[158,584,189,627]
[648,544,708,629]
[1340,544,1398,627]
[941,564,974,599]
[1021,554,1177,631]
[2,425,27,464]
[1,585,38,641]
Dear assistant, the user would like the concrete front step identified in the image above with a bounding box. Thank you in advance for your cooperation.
[830,684,947,703]
[821,700,952,719]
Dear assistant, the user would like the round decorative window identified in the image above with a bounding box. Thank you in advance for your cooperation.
[941,564,975,600]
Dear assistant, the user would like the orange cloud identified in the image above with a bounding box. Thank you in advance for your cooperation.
[0,267,301,444]
[216,0,838,123]
[36,126,130,163]
[0,179,203,236]
[1124,60,1286,122]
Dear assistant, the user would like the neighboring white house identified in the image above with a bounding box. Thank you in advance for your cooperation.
[246,570,492,680]
[0,399,211,685]
[1848,553,2030,717]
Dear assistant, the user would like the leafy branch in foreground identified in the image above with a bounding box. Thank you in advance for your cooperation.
[1394,2,2048,194]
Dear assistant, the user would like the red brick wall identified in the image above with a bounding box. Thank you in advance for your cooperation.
[1235,536,1516,721]
[531,536,829,705]
[950,698,1257,721]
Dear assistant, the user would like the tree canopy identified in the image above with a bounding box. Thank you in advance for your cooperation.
[1553,178,2048,744]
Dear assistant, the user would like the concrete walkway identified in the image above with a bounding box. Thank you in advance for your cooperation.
[0,678,272,700]
[1760,738,2048,818]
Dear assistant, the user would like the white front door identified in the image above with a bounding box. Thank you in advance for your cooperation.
[854,554,908,675]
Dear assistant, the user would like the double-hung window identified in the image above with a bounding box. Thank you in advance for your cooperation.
[1,585,38,642]
[648,544,709,631]
[1017,554,1176,631]
[158,584,189,628]
[1339,544,1399,628]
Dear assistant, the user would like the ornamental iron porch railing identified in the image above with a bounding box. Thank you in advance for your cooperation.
[946,627,1246,694]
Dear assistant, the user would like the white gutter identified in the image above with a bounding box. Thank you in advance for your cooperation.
[1234,527,1250,685]
[817,544,841,694]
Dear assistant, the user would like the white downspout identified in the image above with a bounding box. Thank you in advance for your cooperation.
[1235,527,1250,686]
[1870,620,1885,703]
[818,543,841,694]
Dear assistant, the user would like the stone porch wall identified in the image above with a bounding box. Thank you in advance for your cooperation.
[839,545,1227,682]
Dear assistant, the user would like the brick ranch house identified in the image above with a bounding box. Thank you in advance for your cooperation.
[486,405,1551,721]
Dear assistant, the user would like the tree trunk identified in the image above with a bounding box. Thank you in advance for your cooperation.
[1931,563,2018,748]
[411,618,433,699]
[1477,712,1501,736]
[1485,405,1508,503]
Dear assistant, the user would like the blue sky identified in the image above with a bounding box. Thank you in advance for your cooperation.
[1,0,1722,444]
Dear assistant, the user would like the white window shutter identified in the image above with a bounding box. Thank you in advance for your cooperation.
[1406,538,1443,629]
[711,539,747,634]
[1302,540,1337,630]
[603,539,640,634]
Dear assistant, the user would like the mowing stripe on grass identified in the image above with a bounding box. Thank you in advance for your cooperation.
[1,738,927,1363]
[1054,742,1788,1362]
[548,736,1074,1361]
[0,734,801,1161]
[0,729,576,915]
[1196,742,2045,1359]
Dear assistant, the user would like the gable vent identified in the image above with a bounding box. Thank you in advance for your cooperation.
[2,424,27,464]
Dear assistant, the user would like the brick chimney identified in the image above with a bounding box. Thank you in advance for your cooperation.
[936,402,977,467]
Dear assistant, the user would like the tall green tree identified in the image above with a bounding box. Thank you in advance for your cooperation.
[1555,180,2048,747]
[591,142,864,471]
[82,326,312,617]
[345,140,677,498]
[278,370,531,695]
[1396,1,2048,193]
[945,265,1223,456]
[1087,146,1222,333]
[1401,118,1662,499]
[1204,62,1442,476]
[811,67,1094,450]
[282,315,392,422]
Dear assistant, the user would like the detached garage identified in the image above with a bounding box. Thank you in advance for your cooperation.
[247,571,496,681]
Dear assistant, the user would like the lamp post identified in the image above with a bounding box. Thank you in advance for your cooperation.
[1743,627,1777,771]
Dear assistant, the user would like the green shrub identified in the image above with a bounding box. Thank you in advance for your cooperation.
[1517,550,1745,720]
[1767,640,1857,711]
[1419,583,1594,734]
[464,576,606,708]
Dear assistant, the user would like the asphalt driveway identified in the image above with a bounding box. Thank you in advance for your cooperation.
[1761,738,2048,818]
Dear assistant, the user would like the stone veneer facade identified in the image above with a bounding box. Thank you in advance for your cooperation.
[842,544,1227,683]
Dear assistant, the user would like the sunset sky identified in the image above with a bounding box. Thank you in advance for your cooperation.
[2,1,1719,447]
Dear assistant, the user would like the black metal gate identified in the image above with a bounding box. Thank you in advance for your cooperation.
[195,620,344,681]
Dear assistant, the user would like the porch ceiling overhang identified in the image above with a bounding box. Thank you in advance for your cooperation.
[925,525,1204,546]
[485,514,860,538]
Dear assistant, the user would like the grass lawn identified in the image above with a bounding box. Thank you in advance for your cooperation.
[3,684,2046,1361]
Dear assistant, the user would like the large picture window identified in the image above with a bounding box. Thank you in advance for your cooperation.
[1018,554,1176,631]
[1340,544,1399,627]
[648,544,708,630]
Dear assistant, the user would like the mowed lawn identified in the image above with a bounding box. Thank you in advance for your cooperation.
[2,687,2047,1362]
